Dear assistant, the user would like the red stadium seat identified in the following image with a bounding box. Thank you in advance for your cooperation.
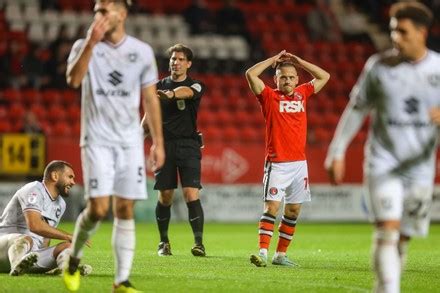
[222,126,241,142]
[22,89,41,106]
[314,127,332,144]
[42,89,62,105]
[216,110,233,127]
[307,111,321,129]
[47,104,67,123]
[0,120,12,133]
[62,90,80,106]
[9,103,26,123]
[72,122,81,137]
[240,126,262,143]
[52,121,72,136]
[3,88,22,104]
[66,105,81,123]
[30,103,47,121]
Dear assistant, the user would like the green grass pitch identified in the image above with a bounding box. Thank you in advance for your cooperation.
[0,223,438,292]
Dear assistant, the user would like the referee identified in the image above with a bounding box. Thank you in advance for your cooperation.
[142,44,206,257]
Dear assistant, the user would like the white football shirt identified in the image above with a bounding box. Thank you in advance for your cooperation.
[352,49,440,180]
[68,35,158,147]
[0,181,66,249]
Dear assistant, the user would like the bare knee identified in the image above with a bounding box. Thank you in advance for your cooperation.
[183,187,199,203]
[159,190,174,206]
[88,198,110,221]
[375,220,400,244]
[113,197,135,219]
[284,204,301,219]
[53,242,71,258]
[264,201,280,217]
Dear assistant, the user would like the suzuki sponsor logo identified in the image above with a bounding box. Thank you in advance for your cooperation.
[279,100,305,113]
[108,70,123,86]
[96,88,130,97]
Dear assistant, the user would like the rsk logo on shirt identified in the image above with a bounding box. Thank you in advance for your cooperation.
[279,100,305,113]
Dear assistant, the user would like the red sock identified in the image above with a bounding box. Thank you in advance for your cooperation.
[258,213,275,250]
[276,216,297,253]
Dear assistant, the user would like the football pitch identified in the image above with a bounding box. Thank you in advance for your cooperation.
[0,222,438,292]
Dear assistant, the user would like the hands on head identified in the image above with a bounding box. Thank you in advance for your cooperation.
[272,50,301,68]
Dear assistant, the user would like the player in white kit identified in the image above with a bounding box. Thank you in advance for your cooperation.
[0,161,91,276]
[62,0,164,292]
[325,2,440,293]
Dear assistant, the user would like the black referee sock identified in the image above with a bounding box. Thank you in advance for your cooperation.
[187,199,204,245]
[156,201,171,243]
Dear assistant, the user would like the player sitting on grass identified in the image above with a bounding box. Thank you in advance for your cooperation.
[0,160,91,276]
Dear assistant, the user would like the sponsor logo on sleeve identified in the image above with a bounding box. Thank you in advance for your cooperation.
[191,83,202,92]
[27,192,38,204]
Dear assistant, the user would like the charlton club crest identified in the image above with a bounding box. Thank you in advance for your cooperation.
[293,92,303,101]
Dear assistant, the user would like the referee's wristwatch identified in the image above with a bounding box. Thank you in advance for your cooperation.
[168,90,175,99]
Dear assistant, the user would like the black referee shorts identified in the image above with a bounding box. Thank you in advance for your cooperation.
[154,138,202,190]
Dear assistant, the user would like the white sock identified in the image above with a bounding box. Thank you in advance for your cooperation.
[112,218,135,285]
[259,248,268,257]
[398,240,409,272]
[274,252,286,258]
[8,236,31,267]
[373,229,400,293]
[71,210,100,259]
[56,248,71,269]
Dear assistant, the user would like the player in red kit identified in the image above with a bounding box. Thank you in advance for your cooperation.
[246,50,330,267]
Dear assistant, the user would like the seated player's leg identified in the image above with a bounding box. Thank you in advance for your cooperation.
[154,141,177,256]
[0,234,33,274]
[400,183,433,270]
[29,243,92,276]
[368,175,403,293]
[112,145,146,289]
[7,234,37,276]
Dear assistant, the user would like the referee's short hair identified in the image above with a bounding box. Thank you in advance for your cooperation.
[166,44,194,62]
[389,1,433,28]
[43,160,73,180]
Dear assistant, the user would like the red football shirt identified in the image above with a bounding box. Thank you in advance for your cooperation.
[256,82,314,162]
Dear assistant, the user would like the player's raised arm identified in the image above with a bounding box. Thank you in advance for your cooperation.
[141,84,165,171]
[66,14,110,88]
[245,50,288,95]
[284,53,330,93]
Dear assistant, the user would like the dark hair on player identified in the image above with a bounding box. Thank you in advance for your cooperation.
[166,44,194,62]
[389,1,433,28]
[43,160,73,180]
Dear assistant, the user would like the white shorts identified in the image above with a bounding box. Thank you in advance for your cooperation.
[367,175,433,237]
[262,161,311,204]
[82,145,147,200]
